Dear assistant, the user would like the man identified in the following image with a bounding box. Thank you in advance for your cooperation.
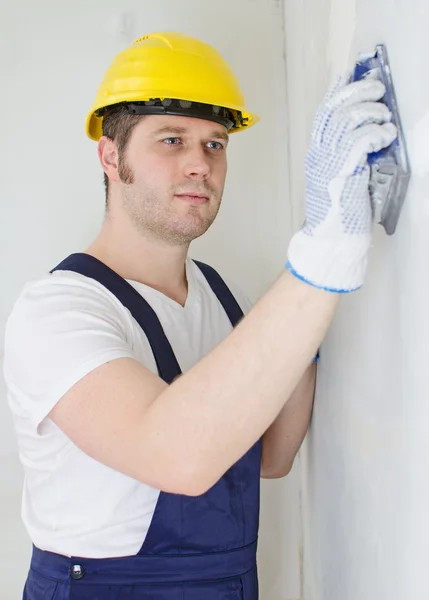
[3,32,396,599]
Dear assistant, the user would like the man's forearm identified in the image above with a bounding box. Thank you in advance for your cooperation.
[261,362,316,479]
[141,271,337,493]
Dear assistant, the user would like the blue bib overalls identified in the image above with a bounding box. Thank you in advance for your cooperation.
[23,254,262,600]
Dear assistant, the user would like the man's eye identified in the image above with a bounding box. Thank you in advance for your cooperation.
[207,141,224,150]
[163,137,181,145]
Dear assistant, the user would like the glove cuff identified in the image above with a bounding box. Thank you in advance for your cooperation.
[286,230,371,293]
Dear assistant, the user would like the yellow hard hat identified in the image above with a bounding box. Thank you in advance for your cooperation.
[85,32,259,141]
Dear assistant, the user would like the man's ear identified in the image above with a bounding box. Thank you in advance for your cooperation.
[98,136,120,183]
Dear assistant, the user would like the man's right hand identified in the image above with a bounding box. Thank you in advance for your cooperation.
[287,74,397,293]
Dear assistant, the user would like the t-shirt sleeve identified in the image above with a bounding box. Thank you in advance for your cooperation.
[3,272,136,429]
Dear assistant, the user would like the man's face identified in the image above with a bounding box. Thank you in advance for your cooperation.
[114,115,229,246]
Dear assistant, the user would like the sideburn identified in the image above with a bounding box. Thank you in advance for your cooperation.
[118,152,134,185]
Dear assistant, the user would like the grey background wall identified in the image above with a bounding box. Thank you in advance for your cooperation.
[0,1,300,598]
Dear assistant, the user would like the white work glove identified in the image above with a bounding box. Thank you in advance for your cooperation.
[286,74,397,293]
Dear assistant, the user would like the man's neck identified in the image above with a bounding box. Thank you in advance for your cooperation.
[85,218,190,306]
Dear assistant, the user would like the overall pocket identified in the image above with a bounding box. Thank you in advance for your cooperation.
[23,569,62,600]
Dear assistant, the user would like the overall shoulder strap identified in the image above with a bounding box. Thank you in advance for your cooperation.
[193,260,244,327]
[50,253,182,384]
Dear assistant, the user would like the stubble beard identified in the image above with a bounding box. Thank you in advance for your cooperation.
[118,160,223,246]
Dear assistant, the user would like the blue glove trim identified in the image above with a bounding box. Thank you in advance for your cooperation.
[312,350,320,363]
[285,261,360,294]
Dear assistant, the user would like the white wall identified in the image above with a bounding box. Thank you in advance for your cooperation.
[0,1,302,598]
[283,1,429,599]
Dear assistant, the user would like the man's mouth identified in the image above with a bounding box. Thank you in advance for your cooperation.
[174,192,210,205]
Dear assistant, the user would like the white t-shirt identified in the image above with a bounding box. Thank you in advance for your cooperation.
[3,257,252,559]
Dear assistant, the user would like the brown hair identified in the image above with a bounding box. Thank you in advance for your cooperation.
[101,105,145,206]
